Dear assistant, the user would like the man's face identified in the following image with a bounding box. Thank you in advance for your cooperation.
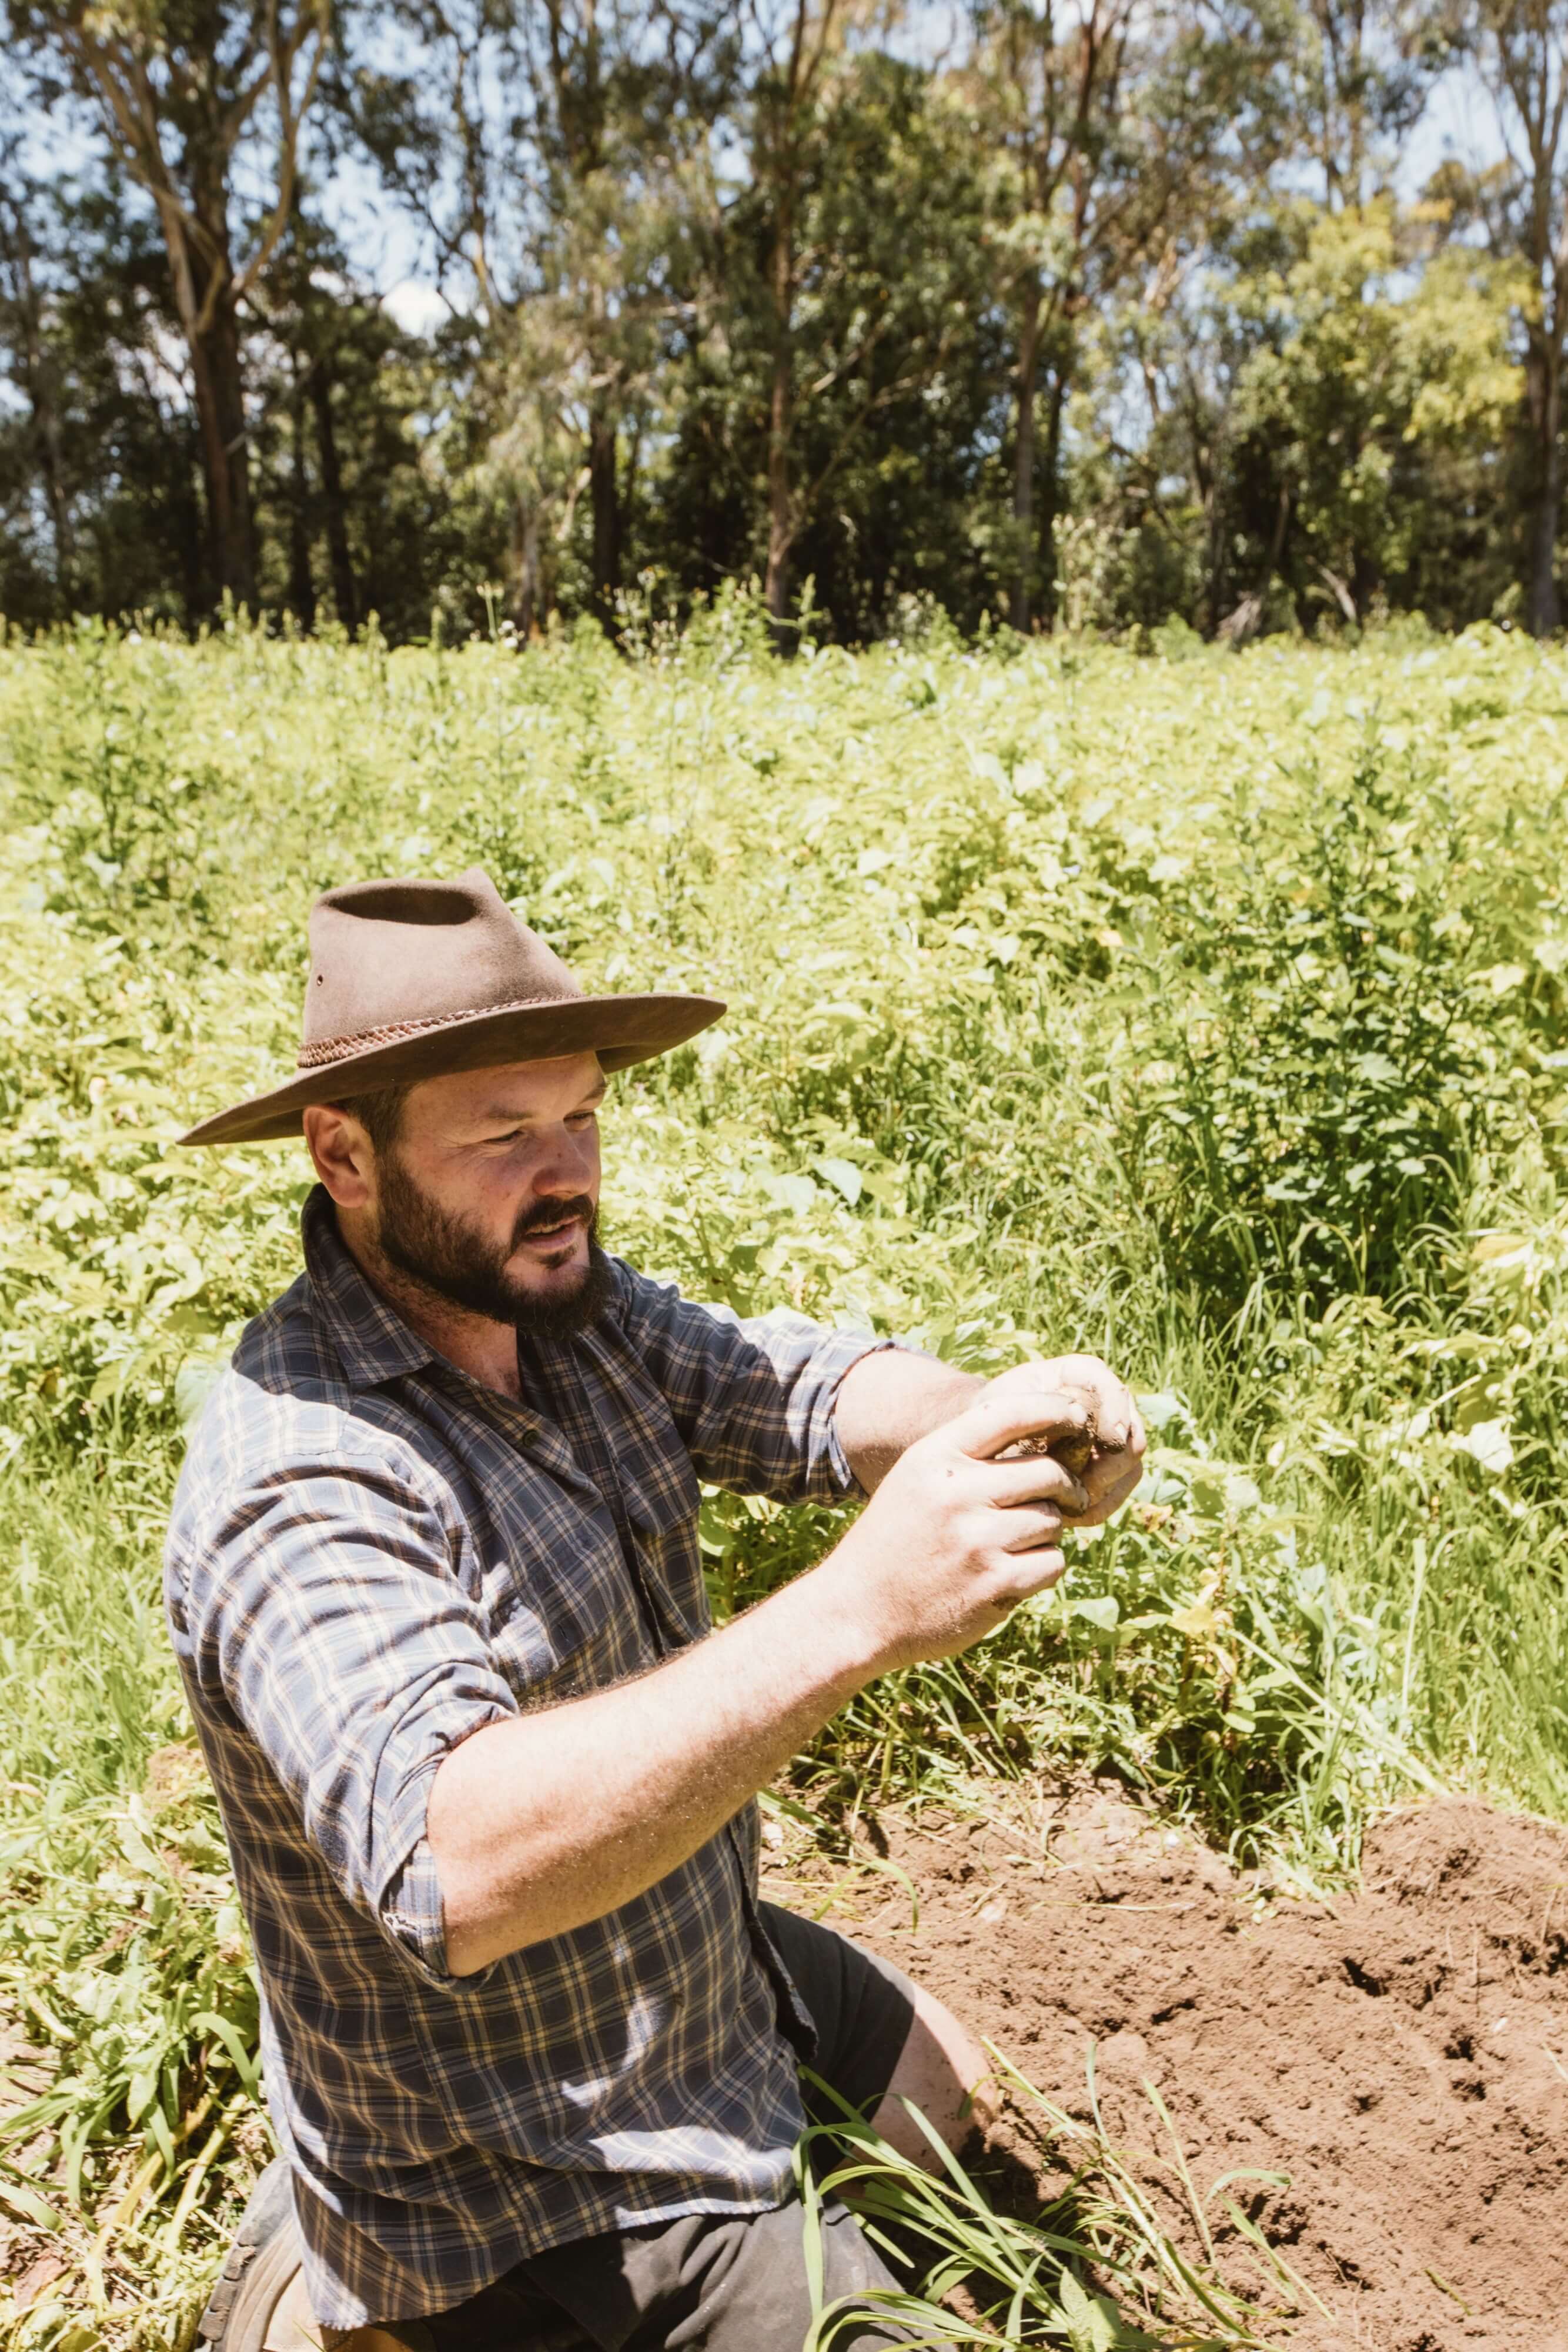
[365,1053,609,1335]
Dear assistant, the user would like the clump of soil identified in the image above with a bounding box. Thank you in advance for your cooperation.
[770,1789,1568,2352]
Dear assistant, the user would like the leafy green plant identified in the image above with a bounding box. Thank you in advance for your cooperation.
[0,615,1566,2344]
[1128,727,1497,1313]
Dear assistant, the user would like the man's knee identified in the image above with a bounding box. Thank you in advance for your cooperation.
[729,2196,913,2350]
[872,1979,995,2166]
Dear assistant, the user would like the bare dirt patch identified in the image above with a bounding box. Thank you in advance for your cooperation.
[767,1790,1568,2351]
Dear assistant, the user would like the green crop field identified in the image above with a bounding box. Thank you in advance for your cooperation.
[2,604,1568,2347]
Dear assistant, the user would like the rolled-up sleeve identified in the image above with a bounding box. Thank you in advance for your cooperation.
[174,1438,516,1984]
[611,1263,907,1501]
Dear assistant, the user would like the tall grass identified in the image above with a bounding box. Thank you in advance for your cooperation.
[798,2058,1312,2350]
[0,1456,181,1809]
[2,604,1567,2342]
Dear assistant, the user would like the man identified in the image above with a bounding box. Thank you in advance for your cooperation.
[169,869,1144,2352]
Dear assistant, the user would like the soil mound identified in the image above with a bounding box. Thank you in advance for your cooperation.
[776,1790,1568,2351]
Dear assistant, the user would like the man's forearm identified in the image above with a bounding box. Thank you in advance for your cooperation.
[833,1347,983,1492]
[427,1365,1104,1976]
[427,1557,880,1976]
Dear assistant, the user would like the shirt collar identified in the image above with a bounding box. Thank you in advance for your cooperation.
[301,1184,440,1391]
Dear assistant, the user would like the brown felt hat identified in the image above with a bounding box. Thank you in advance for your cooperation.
[179,867,725,1146]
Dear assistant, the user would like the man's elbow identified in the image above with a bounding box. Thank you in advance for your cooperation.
[432,1852,579,1975]
[423,1705,632,1967]
[427,1747,511,1974]
[440,1903,506,1980]
[426,1740,566,1972]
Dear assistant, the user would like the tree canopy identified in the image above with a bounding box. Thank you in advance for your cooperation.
[0,0,1562,643]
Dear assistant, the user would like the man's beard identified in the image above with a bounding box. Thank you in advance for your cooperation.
[373,1152,613,1338]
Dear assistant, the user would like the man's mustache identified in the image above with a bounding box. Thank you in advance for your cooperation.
[511,1195,597,1245]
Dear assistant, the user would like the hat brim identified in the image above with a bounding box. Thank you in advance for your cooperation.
[178,991,727,1146]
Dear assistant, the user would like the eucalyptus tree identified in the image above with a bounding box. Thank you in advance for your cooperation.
[346,0,738,632]
[1065,0,1445,640]
[1288,0,1450,209]
[7,0,331,609]
[1449,0,1568,633]
[0,144,74,598]
[740,0,844,631]
[957,0,1255,631]
[0,145,213,622]
[652,39,998,637]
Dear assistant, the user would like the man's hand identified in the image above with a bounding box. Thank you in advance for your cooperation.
[981,1355,1145,1526]
[820,1381,1097,1671]
[833,1347,1145,1515]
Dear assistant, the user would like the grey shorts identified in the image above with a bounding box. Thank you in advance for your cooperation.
[334,1903,921,2352]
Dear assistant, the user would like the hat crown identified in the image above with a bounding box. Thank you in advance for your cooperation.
[302,867,579,1057]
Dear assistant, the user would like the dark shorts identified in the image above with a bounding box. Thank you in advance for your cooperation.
[345,1904,921,2352]
[762,1899,919,2129]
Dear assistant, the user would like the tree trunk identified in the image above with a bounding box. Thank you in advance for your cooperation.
[1526,338,1563,637]
[35,380,75,600]
[589,399,621,627]
[166,406,207,619]
[1037,363,1066,629]
[765,351,792,637]
[183,240,257,613]
[1009,272,1042,632]
[764,179,796,646]
[622,412,643,577]
[287,378,316,630]
[1,204,75,596]
[1201,420,1227,637]
[152,129,256,614]
[511,496,544,639]
[63,0,329,619]
[309,366,359,631]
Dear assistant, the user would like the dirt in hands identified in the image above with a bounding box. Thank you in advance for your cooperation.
[767,1790,1568,2352]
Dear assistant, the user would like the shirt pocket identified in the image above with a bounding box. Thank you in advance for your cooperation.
[617,1455,710,1650]
[582,1353,708,1648]
[485,1502,654,1706]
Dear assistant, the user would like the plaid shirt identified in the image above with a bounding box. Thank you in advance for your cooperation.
[165,1187,891,2327]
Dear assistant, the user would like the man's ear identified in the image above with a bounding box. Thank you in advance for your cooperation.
[303,1104,375,1208]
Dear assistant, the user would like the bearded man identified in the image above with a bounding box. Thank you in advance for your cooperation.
[169,870,1144,2352]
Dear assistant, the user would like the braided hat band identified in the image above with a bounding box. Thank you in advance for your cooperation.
[295,994,567,1071]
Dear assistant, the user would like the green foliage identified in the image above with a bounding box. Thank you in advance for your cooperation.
[1225,203,1524,627]
[0,8,1547,647]
[0,165,205,629]
[1129,723,1502,1308]
[658,51,1004,640]
[0,1454,270,2347]
[1,619,1568,2343]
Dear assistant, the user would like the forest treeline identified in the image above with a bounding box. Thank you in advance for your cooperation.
[2,1,1566,646]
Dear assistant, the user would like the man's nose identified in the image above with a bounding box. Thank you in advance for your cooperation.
[531,1127,597,1197]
